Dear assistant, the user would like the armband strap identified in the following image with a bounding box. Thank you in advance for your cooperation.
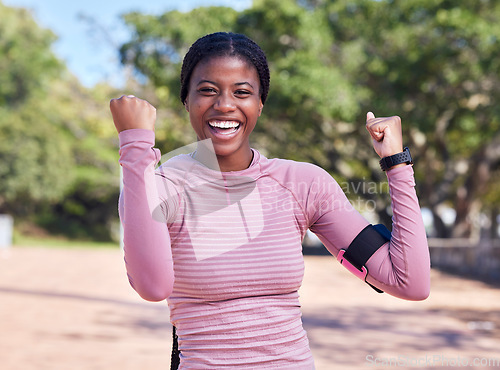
[337,224,391,293]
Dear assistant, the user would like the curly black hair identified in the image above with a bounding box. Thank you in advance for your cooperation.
[180,32,270,105]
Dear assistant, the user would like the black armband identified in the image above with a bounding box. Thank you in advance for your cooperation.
[337,224,391,293]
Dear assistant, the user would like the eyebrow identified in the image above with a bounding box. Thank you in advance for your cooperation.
[197,80,255,89]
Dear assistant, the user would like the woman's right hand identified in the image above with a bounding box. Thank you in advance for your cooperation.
[110,95,156,133]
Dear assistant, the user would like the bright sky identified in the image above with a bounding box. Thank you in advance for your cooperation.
[3,0,252,87]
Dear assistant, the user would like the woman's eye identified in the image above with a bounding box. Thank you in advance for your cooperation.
[235,90,251,97]
[199,87,216,94]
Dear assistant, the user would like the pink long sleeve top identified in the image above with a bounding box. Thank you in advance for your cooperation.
[118,129,430,369]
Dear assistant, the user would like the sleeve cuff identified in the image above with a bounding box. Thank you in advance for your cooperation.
[118,129,155,147]
[386,164,415,185]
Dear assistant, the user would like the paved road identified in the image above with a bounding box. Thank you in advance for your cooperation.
[1,247,499,369]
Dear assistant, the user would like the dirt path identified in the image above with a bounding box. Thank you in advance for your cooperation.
[1,246,499,369]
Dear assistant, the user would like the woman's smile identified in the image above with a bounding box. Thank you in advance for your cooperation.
[207,119,241,136]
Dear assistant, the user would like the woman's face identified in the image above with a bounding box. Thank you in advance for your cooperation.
[184,55,263,171]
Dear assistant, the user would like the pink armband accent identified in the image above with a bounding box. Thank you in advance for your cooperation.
[337,249,368,280]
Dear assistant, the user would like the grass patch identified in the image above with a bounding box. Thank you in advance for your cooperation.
[13,232,119,249]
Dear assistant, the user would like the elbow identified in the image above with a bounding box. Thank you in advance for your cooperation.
[128,275,174,302]
[398,280,430,301]
[405,269,431,301]
[136,284,173,302]
[381,276,430,301]
[404,287,430,301]
[138,288,173,302]
[387,286,430,301]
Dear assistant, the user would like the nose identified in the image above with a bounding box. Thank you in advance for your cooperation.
[214,93,236,112]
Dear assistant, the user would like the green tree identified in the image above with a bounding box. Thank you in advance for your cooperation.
[0,2,73,212]
[0,1,121,240]
[32,78,122,240]
[319,0,500,237]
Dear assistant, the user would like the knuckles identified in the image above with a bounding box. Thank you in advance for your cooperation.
[110,95,156,114]
[391,115,401,125]
[109,95,156,132]
[366,115,401,128]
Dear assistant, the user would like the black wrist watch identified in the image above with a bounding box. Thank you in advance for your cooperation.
[379,147,413,171]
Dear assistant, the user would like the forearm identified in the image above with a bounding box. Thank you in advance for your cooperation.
[365,165,430,300]
[119,129,174,301]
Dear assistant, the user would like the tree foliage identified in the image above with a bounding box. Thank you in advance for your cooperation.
[0,2,120,240]
[0,3,72,209]
[3,0,500,240]
[320,0,500,237]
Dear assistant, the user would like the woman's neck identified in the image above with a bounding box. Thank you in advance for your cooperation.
[193,141,253,172]
[216,150,254,172]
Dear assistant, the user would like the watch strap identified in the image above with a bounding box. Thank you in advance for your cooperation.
[379,147,412,171]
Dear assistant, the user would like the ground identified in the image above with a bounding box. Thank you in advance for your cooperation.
[1,246,499,369]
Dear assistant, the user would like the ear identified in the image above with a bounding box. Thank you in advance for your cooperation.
[184,97,190,112]
[258,100,264,116]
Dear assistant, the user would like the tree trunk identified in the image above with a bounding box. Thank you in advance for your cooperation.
[431,208,451,238]
[491,207,499,240]
[451,146,492,238]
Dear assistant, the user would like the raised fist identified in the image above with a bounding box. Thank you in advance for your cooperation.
[365,112,403,159]
[110,95,156,133]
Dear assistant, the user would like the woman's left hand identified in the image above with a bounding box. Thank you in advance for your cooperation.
[365,112,403,158]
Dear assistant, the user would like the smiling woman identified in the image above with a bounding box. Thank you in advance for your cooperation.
[110,32,430,369]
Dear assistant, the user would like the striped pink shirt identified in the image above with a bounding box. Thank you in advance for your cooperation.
[118,129,430,369]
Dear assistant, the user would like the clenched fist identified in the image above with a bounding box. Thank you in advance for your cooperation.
[110,95,156,133]
[365,112,403,159]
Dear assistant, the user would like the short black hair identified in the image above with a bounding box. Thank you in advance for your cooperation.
[180,32,270,105]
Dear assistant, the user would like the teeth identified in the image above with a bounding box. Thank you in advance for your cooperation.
[208,120,240,129]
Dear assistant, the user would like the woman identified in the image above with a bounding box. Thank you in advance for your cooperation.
[110,32,430,369]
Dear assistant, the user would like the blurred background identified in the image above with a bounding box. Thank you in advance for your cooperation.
[1,0,500,368]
